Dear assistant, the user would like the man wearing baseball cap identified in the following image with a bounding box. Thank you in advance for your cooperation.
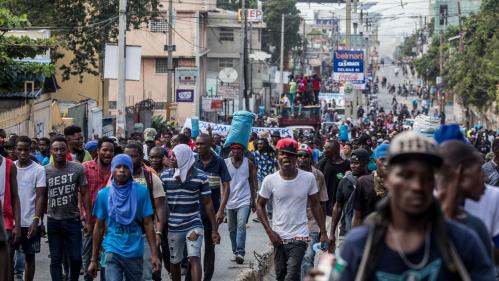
[256,138,328,281]
[296,144,329,279]
[329,148,370,252]
[337,131,495,280]
[351,143,390,228]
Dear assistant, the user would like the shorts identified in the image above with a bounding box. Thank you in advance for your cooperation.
[15,227,41,254]
[168,227,204,264]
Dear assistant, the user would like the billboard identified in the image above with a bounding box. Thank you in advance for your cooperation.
[333,50,365,85]
[176,89,194,103]
[175,67,198,87]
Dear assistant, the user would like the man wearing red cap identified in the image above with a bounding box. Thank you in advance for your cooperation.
[256,138,328,281]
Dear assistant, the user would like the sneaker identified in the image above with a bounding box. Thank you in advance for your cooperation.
[252,218,260,223]
[235,254,244,264]
[230,256,237,262]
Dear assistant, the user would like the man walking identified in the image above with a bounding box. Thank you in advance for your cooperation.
[330,149,370,251]
[13,136,46,281]
[82,137,115,281]
[185,134,231,281]
[351,143,389,228]
[88,154,161,280]
[45,136,91,281]
[253,138,277,222]
[124,141,165,281]
[256,138,328,281]
[64,125,92,163]
[296,144,328,279]
[225,143,257,264]
[338,131,495,280]
[161,144,220,281]
[482,138,499,187]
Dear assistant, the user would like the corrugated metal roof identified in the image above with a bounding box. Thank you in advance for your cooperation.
[0,88,43,99]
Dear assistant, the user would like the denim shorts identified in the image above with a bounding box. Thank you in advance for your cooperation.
[168,227,204,264]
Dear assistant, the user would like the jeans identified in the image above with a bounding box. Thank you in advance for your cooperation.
[227,205,250,257]
[185,217,213,281]
[14,250,25,275]
[301,232,320,280]
[47,217,83,281]
[105,252,143,281]
[289,93,296,115]
[274,241,307,281]
[143,237,152,281]
[82,234,93,281]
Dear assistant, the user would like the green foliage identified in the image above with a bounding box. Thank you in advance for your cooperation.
[0,7,56,92]
[4,0,160,81]
[444,0,499,109]
[399,33,418,57]
[261,0,302,63]
[151,115,176,134]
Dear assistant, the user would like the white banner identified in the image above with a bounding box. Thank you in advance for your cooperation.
[183,118,293,138]
[104,44,142,81]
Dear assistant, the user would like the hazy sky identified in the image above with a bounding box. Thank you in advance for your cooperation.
[296,0,430,57]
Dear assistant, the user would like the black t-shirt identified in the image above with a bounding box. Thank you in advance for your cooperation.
[339,221,495,281]
[353,174,383,220]
[318,158,350,216]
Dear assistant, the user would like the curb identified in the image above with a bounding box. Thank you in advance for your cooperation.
[235,247,274,281]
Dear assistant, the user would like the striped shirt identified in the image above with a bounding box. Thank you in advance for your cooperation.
[161,167,211,232]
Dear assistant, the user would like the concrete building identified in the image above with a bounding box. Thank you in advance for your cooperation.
[432,0,481,34]
[106,0,215,127]
[205,9,267,121]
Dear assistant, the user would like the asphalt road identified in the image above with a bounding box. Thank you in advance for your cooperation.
[28,213,270,281]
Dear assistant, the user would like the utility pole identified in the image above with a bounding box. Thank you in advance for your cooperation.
[116,0,127,138]
[457,1,464,54]
[346,0,351,49]
[239,0,246,110]
[243,10,250,111]
[279,14,285,95]
[166,0,174,120]
[353,0,358,50]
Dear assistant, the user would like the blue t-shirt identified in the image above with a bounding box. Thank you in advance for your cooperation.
[161,167,211,232]
[312,148,321,164]
[93,184,154,258]
[339,125,349,142]
[339,220,495,281]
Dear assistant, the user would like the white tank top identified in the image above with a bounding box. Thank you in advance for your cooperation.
[0,156,6,208]
[225,157,251,210]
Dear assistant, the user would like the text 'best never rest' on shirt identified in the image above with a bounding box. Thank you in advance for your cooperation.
[161,167,211,233]
[259,169,318,240]
[45,161,88,220]
[93,184,153,258]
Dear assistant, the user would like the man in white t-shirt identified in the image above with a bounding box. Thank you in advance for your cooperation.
[256,138,328,281]
[465,184,499,269]
[14,136,46,281]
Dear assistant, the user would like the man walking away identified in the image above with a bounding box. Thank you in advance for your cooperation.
[14,136,46,281]
[225,143,257,264]
[296,144,328,279]
[256,138,328,281]
[82,137,115,281]
[338,131,495,280]
[161,144,220,281]
[45,136,91,281]
[88,154,160,281]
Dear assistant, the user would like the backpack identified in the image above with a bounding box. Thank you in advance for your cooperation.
[343,172,358,233]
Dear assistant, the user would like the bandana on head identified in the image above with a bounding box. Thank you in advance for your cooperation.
[173,144,196,183]
[108,154,137,225]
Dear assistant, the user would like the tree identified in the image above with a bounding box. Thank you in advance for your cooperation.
[262,0,302,64]
[4,0,160,81]
[0,8,56,92]
[217,0,257,11]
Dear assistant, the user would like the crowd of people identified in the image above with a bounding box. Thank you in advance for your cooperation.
[0,101,499,281]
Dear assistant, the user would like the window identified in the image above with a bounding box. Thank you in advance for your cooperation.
[150,18,168,33]
[219,58,233,68]
[219,28,234,41]
[155,58,168,73]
